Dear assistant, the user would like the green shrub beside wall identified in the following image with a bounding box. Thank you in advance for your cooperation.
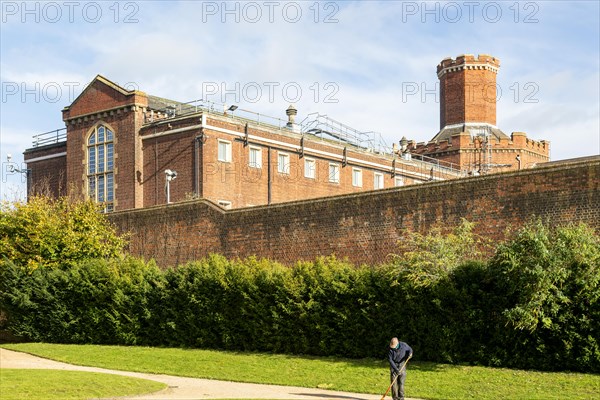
[0,197,126,270]
[146,256,393,357]
[0,257,161,344]
[486,222,600,371]
[1,222,598,372]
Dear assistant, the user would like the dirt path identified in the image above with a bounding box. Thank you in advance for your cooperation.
[1,348,410,399]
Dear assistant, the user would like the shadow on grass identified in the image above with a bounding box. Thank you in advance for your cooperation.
[294,394,372,399]
[190,347,449,375]
[408,361,450,373]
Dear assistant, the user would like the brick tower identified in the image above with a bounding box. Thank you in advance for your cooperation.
[438,54,500,130]
[410,54,549,174]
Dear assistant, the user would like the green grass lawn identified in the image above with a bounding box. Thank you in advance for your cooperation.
[0,368,166,400]
[2,343,599,400]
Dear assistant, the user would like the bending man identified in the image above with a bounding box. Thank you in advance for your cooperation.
[388,337,413,400]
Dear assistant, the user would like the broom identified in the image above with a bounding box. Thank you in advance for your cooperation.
[380,353,412,400]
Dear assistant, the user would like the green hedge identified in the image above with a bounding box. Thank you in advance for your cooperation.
[0,257,161,344]
[1,223,598,372]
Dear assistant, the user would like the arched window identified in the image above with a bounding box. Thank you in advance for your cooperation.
[87,125,114,212]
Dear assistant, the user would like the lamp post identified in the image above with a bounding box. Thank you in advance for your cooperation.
[6,154,31,197]
[165,169,177,204]
[6,154,30,175]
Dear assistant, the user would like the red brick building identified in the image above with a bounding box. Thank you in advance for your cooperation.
[410,54,550,174]
[23,54,549,211]
[24,75,461,211]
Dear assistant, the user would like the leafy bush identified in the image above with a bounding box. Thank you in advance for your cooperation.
[486,221,600,371]
[391,219,491,288]
[0,196,126,270]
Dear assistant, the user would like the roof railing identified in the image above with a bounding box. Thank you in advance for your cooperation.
[145,99,464,175]
[31,128,67,147]
[144,98,290,130]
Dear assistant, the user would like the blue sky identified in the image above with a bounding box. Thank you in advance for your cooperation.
[1,0,599,200]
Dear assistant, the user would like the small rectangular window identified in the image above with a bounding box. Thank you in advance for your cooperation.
[278,152,290,174]
[107,173,114,202]
[98,145,105,173]
[107,143,114,170]
[249,146,262,169]
[88,147,96,174]
[352,168,362,187]
[88,177,96,199]
[98,175,105,202]
[304,158,316,179]
[328,163,340,183]
[218,139,232,162]
[395,177,405,187]
[374,172,384,189]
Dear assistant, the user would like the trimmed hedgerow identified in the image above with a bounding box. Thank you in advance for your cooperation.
[0,257,161,345]
[1,222,598,372]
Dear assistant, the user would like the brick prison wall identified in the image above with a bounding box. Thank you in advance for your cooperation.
[108,158,600,268]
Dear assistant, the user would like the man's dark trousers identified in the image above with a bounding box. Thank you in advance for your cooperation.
[390,369,406,400]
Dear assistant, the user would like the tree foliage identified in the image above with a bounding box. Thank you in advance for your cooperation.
[488,221,600,370]
[390,219,492,287]
[0,196,127,270]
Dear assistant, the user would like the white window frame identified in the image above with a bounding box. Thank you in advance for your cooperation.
[304,158,316,179]
[352,167,363,187]
[249,146,262,169]
[374,172,384,189]
[328,163,340,183]
[217,139,232,162]
[277,152,290,174]
[395,177,405,187]
[87,124,115,213]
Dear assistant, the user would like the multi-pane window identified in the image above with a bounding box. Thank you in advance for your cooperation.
[352,168,363,187]
[328,163,340,183]
[87,124,114,212]
[278,152,290,174]
[374,172,384,189]
[218,139,232,162]
[249,146,261,168]
[304,158,316,179]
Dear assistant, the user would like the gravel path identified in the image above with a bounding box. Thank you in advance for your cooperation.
[1,348,405,399]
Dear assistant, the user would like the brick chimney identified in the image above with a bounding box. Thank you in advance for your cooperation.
[437,54,500,130]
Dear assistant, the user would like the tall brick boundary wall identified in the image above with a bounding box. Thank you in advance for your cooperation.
[109,159,600,268]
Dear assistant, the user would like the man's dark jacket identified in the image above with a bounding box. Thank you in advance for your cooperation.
[388,342,413,374]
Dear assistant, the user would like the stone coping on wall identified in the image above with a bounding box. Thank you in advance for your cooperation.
[109,157,599,217]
